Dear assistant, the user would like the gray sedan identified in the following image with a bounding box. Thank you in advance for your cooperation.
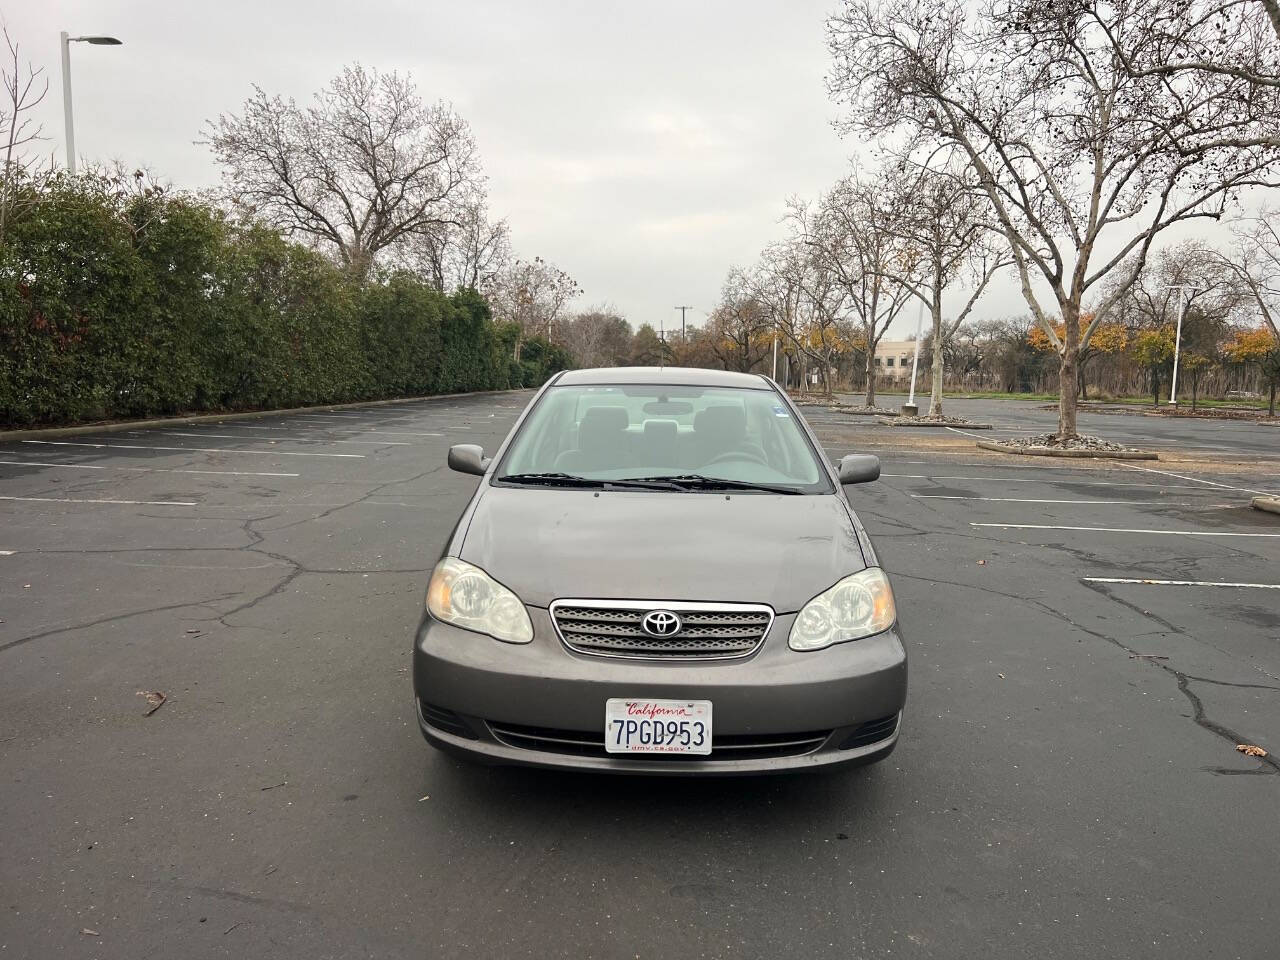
[413,366,906,774]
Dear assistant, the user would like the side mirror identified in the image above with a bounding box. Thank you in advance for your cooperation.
[448,444,491,476]
[838,454,880,485]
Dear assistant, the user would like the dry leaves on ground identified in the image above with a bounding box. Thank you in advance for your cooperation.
[1236,744,1268,758]
[136,690,166,716]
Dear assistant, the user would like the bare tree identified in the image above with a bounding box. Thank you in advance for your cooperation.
[206,63,479,280]
[883,162,1009,416]
[754,239,853,395]
[557,305,632,368]
[405,188,510,292]
[0,27,48,244]
[485,256,581,360]
[790,170,914,406]
[1099,1,1280,95]
[1209,211,1280,342]
[828,0,1280,437]
[707,268,774,373]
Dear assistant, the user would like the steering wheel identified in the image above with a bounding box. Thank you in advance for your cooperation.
[707,449,769,466]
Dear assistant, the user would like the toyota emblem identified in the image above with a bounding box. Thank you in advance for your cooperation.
[640,609,683,637]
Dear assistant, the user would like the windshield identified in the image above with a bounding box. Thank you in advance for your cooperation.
[494,384,832,493]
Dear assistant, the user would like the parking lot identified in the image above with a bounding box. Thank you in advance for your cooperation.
[2,392,1278,959]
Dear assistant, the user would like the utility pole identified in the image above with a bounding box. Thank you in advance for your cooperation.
[1165,283,1200,407]
[674,305,691,341]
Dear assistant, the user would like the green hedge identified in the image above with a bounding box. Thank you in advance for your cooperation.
[0,175,567,427]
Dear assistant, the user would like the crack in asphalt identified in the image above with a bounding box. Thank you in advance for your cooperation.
[887,567,1279,776]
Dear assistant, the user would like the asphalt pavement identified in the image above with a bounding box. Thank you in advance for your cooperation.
[1,392,1278,959]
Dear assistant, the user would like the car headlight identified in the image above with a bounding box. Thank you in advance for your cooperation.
[426,557,533,644]
[789,567,896,651]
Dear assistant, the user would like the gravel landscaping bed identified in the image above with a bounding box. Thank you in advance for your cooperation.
[832,405,898,416]
[1003,433,1136,451]
[977,432,1158,460]
[891,415,990,428]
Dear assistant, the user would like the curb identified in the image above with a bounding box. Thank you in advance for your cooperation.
[833,408,899,417]
[0,389,528,443]
[1253,497,1280,516]
[882,420,993,429]
[975,440,1159,460]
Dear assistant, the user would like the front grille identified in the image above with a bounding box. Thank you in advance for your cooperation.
[489,721,830,761]
[838,713,899,750]
[550,600,773,659]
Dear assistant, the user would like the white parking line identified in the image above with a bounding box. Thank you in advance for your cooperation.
[0,459,299,478]
[972,522,1280,538]
[144,431,412,446]
[884,473,1208,490]
[1083,577,1280,589]
[0,549,14,555]
[0,495,198,506]
[1119,462,1280,498]
[913,495,1169,504]
[22,440,363,459]
[227,425,444,438]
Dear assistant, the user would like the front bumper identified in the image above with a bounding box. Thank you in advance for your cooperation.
[412,607,907,775]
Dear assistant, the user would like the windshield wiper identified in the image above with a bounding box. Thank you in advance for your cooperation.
[496,472,604,488]
[624,474,804,495]
[496,472,685,491]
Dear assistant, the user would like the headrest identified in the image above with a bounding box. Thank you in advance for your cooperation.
[694,404,746,439]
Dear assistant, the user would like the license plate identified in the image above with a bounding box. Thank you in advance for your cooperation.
[605,699,713,755]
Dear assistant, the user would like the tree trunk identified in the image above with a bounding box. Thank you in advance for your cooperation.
[1057,303,1081,437]
[1078,363,1088,401]
[1191,375,1199,412]
[1151,370,1160,407]
[929,302,944,417]
[864,344,877,408]
[1270,381,1276,417]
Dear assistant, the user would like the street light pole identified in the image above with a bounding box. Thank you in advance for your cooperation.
[59,32,123,175]
[906,299,925,410]
[1166,283,1200,407]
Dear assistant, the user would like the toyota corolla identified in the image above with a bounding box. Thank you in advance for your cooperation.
[413,367,906,774]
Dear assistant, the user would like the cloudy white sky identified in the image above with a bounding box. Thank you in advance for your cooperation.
[7,1,1248,337]
[5,0,897,332]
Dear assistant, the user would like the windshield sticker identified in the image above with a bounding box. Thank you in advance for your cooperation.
[772,404,790,418]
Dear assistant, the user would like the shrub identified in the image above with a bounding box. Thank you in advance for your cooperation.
[0,176,540,427]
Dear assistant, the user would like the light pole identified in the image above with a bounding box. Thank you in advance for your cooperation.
[903,299,926,416]
[1165,283,1200,406]
[60,31,122,175]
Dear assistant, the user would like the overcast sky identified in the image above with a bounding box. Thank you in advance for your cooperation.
[8,1,1246,337]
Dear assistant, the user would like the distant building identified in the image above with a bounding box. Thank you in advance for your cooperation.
[872,339,918,381]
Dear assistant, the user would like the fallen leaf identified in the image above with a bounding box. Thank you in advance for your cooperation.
[136,690,166,716]
[418,795,430,802]
[976,560,986,565]
[997,673,1005,679]
[1236,744,1268,758]
[81,928,99,937]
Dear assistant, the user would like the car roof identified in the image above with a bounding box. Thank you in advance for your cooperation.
[553,367,774,389]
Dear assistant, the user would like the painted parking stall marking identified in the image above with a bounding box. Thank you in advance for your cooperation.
[1083,577,1280,590]
[23,440,364,458]
[0,495,199,506]
[912,495,1173,505]
[972,522,1280,539]
[0,459,299,478]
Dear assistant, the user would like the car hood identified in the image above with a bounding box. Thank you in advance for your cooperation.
[458,487,867,613]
